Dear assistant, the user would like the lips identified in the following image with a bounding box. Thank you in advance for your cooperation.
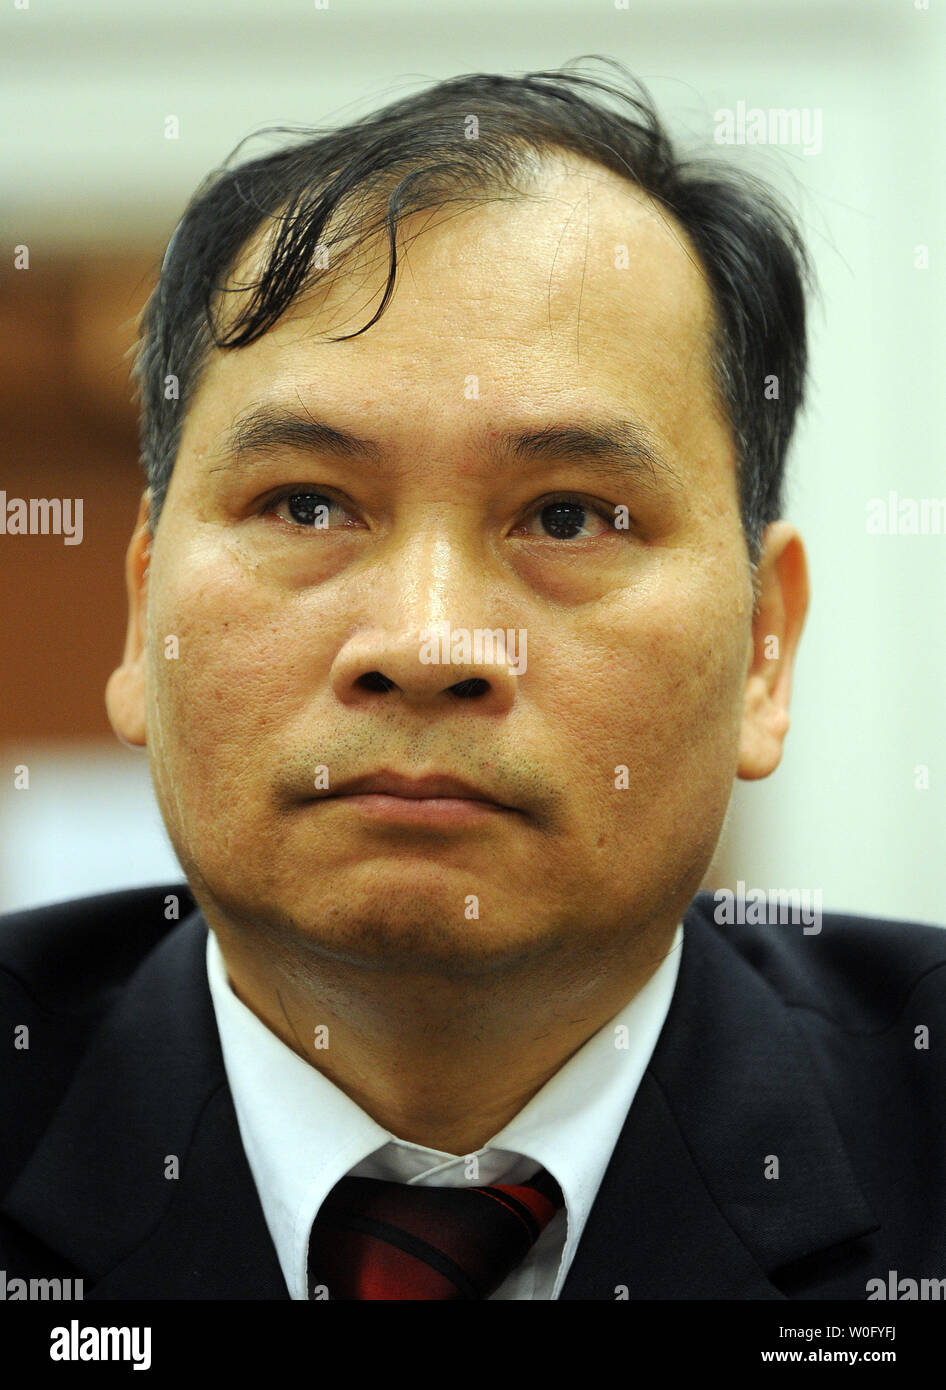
[326,770,511,809]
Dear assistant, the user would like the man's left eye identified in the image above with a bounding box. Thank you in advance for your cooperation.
[518,498,614,541]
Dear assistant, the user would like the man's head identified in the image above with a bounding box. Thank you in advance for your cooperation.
[107,60,809,983]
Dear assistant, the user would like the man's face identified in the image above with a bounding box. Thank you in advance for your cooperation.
[110,159,780,976]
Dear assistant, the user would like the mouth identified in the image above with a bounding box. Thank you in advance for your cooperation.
[313,769,521,828]
[321,792,513,829]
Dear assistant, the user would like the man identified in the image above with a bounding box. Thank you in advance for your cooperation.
[1,60,943,1302]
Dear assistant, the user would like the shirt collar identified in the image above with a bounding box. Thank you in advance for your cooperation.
[207,923,682,1298]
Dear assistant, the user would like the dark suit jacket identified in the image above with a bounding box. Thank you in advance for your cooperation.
[1,884,944,1299]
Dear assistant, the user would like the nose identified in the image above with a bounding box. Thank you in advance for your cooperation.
[331,629,520,711]
[328,532,522,714]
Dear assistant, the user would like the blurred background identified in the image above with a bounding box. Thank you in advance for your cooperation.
[0,0,943,924]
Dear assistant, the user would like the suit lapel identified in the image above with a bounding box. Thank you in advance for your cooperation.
[2,910,288,1298]
[560,899,879,1298]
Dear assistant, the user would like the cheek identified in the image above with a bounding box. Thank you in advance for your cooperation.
[550,568,748,835]
[143,553,318,831]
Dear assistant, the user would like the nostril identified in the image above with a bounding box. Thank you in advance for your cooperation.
[356,671,396,693]
[450,678,490,699]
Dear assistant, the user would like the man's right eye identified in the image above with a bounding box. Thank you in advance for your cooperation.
[265,491,354,529]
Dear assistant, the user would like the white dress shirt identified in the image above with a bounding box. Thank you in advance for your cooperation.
[206,922,683,1300]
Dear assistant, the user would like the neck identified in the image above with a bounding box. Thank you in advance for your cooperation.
[209,912,678,1156]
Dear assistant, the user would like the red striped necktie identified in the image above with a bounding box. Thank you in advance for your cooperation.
[307,1167,564,1300]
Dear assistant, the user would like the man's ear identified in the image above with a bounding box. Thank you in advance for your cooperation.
[737,521,810,781]
[105,491,152,748]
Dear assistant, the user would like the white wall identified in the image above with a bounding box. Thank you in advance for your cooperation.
[1,0,943,922]
[0,745,182,914]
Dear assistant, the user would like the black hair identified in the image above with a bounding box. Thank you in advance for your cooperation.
[132,55,812,566]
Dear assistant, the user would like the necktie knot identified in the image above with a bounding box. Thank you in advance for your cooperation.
[307,1166,564,1300]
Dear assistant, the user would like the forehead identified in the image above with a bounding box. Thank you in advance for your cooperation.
[185,155,729,473]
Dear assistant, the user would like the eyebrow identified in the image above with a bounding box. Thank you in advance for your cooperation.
[211,406,681,492]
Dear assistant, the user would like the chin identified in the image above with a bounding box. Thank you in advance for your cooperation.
[271,893,563,979]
